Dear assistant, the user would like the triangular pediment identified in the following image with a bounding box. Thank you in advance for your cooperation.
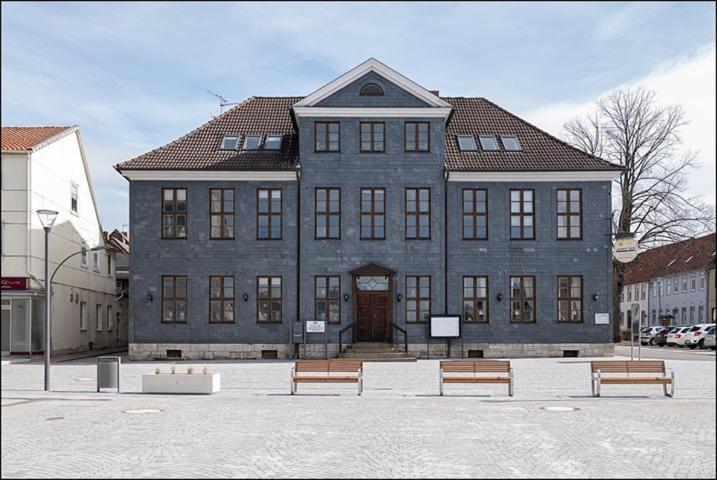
[294,58,451,109]
[350,262,396,276]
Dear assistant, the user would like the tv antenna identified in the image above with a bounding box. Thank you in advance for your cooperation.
[207,90,240,115]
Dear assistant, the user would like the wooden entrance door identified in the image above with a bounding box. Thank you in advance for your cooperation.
[356,292,390,342]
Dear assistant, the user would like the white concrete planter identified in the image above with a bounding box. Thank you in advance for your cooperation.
[142,373,220,394]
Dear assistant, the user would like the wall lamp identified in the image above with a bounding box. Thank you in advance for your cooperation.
[592,293,600,301]
[146,292,154,302]
[343,293,350,302]
[396,293,403,303]
[242,292,249,302]
[496,293,504,302]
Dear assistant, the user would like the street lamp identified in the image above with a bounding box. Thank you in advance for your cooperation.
[37,209,58,392]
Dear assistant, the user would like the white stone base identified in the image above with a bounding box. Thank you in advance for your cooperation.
[142,373,220,394]
[130,342,614,360]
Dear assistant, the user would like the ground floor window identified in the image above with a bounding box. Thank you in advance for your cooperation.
[557,276,582,322]
[463,276,488,323]
[210,276,235,323]
[162,275,188,323]
[257,276,281,323]
[80,301,87,331]
[96,304,102,331]
[315,276,340,323]
[406,276,430,323]
[107,305,113,331]
[510,276,535,323]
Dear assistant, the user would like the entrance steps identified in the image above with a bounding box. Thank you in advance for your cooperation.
[340,342,417,362]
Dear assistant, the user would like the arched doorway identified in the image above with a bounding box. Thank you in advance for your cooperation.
[350,263,395,342]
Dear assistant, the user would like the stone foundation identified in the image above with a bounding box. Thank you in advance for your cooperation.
[129,342,614,360]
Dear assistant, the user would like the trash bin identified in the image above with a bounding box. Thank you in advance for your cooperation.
[97,356,121,392]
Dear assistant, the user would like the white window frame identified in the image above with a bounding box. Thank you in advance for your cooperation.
[93,251,100,272]
[70,182,79,214]
[96,304,102,331]
[80,301,87,331]
[264,135,283,150]
[107,305,113,331]
[107,252,113,277]
[80,243,88,268]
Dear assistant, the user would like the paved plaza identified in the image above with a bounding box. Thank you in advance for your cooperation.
[2,354,715,478]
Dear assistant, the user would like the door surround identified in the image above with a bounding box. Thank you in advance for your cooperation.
[350,263,395,343]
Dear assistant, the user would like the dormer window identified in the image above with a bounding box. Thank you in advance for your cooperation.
[479,136,499,151]
[220,135,239,150]
[359,83,384,96]
[501,135,521,151]
[457,135,477,151]
[264,135,283,150]
[243,135,262,150]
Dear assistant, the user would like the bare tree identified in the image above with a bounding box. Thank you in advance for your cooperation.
[563,87,714,341]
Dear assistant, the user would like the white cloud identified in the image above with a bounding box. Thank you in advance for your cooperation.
[594,2,672,42]
[523,44,716,207]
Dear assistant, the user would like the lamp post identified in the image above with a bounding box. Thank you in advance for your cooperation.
[37,209,58,391]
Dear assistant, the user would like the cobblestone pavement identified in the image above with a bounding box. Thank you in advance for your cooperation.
[2,356,715,478]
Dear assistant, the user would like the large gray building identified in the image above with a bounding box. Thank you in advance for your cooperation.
[116,59,622,360]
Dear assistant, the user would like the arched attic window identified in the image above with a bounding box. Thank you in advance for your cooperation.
[359,83,384,96]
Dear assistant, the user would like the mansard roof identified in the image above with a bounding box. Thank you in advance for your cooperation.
[115,96,620,173]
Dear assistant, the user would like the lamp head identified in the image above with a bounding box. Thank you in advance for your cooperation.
[36,209,59,230]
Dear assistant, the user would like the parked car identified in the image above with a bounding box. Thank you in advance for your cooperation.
[666,326,687,347]
[704,326,716,350]
[654,327,675,347]
[674,326,693,348]
[686,324,716,349]
[640,326,667,346]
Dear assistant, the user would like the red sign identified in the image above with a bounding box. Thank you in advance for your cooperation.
[1,277,28,290]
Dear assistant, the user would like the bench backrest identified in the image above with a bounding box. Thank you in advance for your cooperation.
[440,360,510,373]
[591,360,665,374]
[295,359,363,374]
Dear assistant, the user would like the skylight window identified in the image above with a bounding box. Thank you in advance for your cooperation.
[666,259,676,267]
[457,135,477,151]
[243,135,262,150]
[479,136,499,151]
[220,135,239,150]
[264,135,283,151]
[684,255,693,263]
[501,135,521,151]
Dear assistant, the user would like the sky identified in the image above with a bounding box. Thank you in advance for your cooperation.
[2,1,715,231]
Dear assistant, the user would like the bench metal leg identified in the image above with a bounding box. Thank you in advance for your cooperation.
[290,368,295,395]
[358,371,363,396]
[508,368,514,397]
[594,371,601,397]
[665,371,675,397]
[439,369,443,396]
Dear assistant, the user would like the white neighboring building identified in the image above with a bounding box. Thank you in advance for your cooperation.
[619,281,650,331]
[1,126,126,355]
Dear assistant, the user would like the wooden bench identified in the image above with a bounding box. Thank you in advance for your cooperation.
[439,360,513,396]
[591,360,674,397]
[291,360,363,395]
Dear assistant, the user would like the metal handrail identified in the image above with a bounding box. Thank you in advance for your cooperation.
[338,321,356,355]
[389,321,408,353]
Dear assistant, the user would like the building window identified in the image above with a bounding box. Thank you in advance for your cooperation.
[501,135,521,151]
[673,278,679,294]
[257,189,282,239]
[162,188,188,239]
[627,285,632,302]
[699,273,706,290]
[479,135,499,151]
[681,276,688,293]
[557,189,582,240]
[107,305,113,331]
[462,189,487,240]
[93,252,100,272]
[315,122,340,152]
[558,276,582,322]
[257,276,282,323]
[406,276,431,323]
[210,189,234,239]
[652,283,656,297]
[80,301,87,331]
[666,279,671,295]
[360,188,385,240]
[690,275,696,291]
[658,280,663,296]
[405,188,430,239]
[641,284,646,301]
[405,122,429,152]
[70,182,78,213]
[681,307,687,323]
[463,276,488,323]
[264,135,282,150]
[360,122,385,152]
[315,188,340,239]
[510,276,535,323]
[219,135,239,150]
[107,253,112,276]
[510,190,534,240]
[689,306,695,323]
[80,242,88,267]
[96,304,102,331]
[652,310,657,324]
[242,135,262,150]
[699,305,704,322]
[457,135,477,151]
[315,276,340,323]
[162,275,188,323]
[359,83,384,96]
[209,276,235,323]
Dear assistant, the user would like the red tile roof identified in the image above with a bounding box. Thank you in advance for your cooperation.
[115,96,621,172]
[624,233,717,285]
[1,126,74,152]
